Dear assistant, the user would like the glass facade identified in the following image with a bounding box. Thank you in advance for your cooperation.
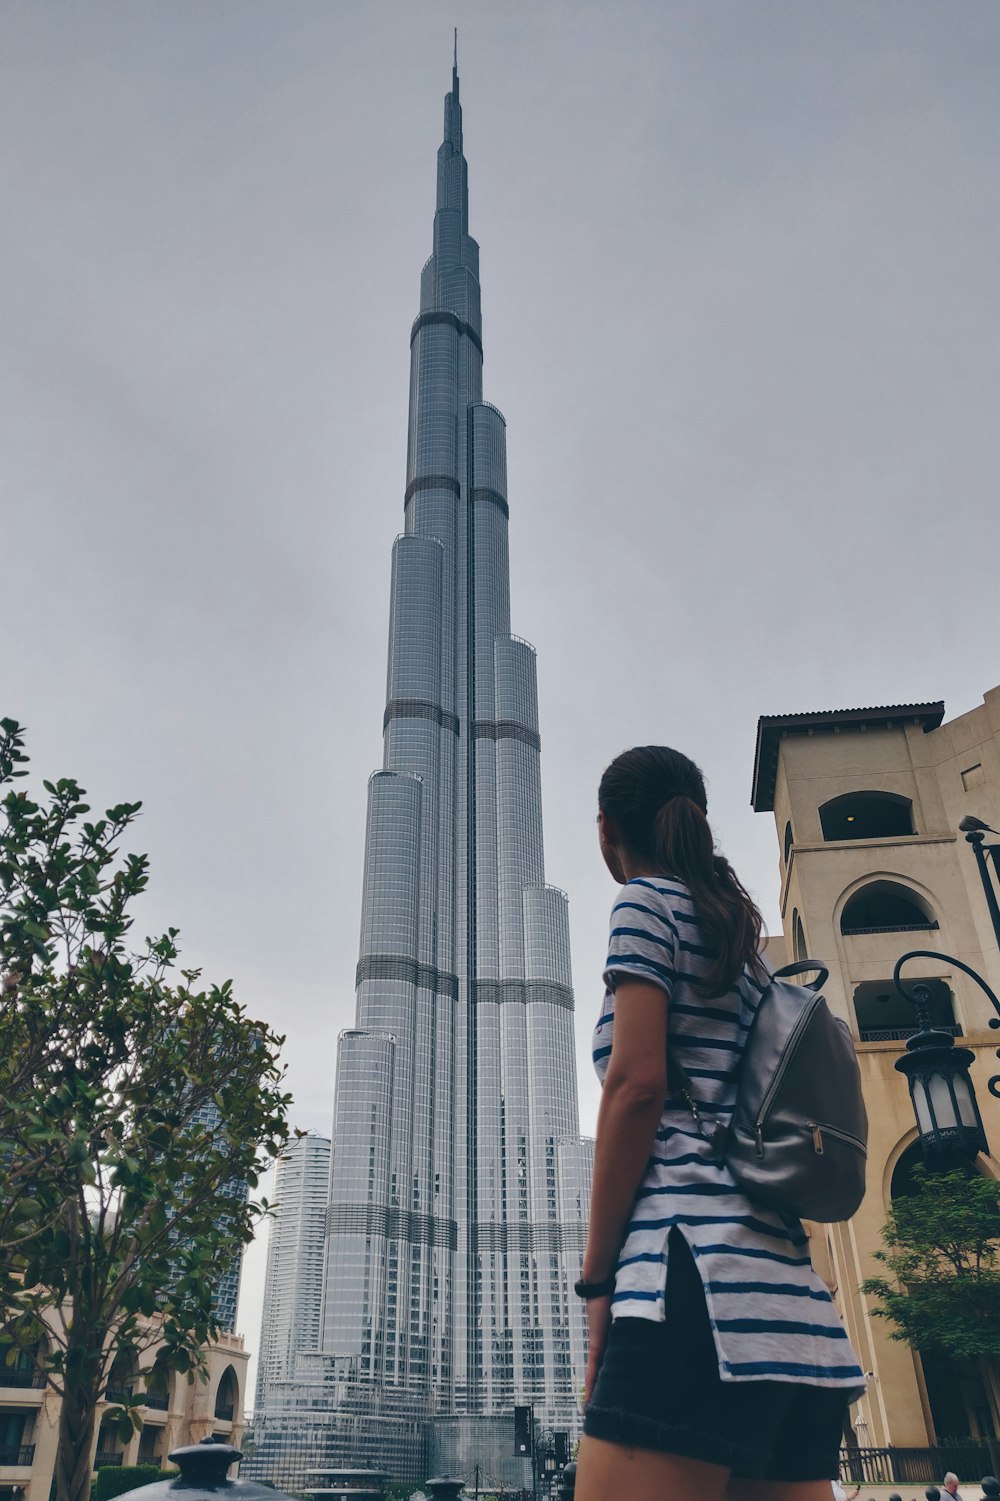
[188,1098,247,1334]
[249,60,592,1488]
[254,1134,332,1410]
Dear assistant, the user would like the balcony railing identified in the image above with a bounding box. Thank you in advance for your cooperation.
[94,1453,124,1468]
[0,1367,45,1389]
[104,1386,133,1404]
[0,1445,36,1467]
[859,1023,962,1043]
[842,921,939,936]
[143,1390,170,1411]
[214,1403,235,1422]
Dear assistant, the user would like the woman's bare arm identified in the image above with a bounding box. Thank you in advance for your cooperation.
[581,976,669,1401]
[582,976,669,1282]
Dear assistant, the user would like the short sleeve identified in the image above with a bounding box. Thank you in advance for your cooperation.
[603,880,677,997]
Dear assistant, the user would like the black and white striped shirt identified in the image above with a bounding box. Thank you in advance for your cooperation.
[593,876,865,1389]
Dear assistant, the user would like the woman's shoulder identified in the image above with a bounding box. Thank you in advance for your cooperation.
[614,875,694,907]
[610,876,692,933]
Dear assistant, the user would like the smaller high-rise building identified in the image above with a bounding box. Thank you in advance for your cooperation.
[254,1134,332,1410]
[188,1098,250,1334]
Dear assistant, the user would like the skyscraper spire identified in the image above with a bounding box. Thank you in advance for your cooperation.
[442,39,464,157]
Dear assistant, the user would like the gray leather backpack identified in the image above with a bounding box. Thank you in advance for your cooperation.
[669,961,868,1223]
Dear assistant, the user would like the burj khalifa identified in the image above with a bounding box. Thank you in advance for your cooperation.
[251,56,592,1487]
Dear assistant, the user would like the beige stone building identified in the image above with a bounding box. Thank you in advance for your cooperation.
[752,684,1000,1450]
[0,1320,248,1501]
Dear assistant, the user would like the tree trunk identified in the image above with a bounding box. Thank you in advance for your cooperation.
[55,1373,102,1501]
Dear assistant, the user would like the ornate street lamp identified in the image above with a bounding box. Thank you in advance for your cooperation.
[959,815,1000,951]
[892,950,1000,1166]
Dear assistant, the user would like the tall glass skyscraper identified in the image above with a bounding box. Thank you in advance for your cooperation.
[249,58,592,1488]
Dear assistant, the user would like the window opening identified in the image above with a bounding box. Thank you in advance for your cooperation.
[854,978,956,1043]
[841,881,937,936]
[820,792,914,842]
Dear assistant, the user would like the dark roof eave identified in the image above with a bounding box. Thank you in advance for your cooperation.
[751,701,945,813]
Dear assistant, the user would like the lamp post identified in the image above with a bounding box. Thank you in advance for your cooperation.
[892,950,1000,1166]
[959,816,1000,952]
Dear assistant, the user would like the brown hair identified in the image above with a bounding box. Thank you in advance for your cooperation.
[598,745,764,998]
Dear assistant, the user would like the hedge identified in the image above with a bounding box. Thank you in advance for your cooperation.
[93,1465,179,1501]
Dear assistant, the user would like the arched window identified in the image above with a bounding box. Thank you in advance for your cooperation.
[854,978,957,1043]
[820,792,914,842]
[792,910,807,962]
[783,822,793,863]
[840,881,937,936]
[214,1364,239,1423]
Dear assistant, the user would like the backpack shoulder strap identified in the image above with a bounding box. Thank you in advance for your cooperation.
[667,1050,727,1153]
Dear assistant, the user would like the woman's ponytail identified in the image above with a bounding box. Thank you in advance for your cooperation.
[599,747,764,998]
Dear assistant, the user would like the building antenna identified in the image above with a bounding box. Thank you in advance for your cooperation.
[454,27,458,72]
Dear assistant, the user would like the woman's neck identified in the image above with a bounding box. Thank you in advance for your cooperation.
[620,853,674,881]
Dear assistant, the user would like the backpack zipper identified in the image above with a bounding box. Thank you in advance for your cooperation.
[754,993,821,1144]
[806,1120,867,1156]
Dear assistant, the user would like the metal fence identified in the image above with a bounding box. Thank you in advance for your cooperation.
[841,1442,1000,1485]
[0,1367,45,1389]
[858,1025,962,1043]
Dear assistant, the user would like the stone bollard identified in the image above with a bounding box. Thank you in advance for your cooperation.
[120,1436,299,1501]
[927,1487,942,1500]
[558,1461,576,1499]
[979,1478,1000,1501]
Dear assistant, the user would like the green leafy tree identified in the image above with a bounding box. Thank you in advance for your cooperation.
[0,719,292,1501]
[861,1162,1000,1358]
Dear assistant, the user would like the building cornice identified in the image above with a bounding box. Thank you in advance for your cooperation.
[780,833,958,918]
[752,701,945,812]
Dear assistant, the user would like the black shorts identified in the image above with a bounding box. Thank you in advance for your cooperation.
[583,1230,850,1480]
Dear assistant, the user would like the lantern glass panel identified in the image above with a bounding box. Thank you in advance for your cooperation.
[912,1080,934,1137]
[953,1072,980,1128]
[928,1072,964,1133]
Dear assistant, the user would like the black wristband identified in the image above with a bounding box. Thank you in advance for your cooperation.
[574,1275,615,1300]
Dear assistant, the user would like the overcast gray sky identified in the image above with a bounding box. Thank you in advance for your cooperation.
[3,1,998,1385]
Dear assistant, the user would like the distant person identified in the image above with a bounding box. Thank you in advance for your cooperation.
[832,1483,861,1501]
[944,1475,963,1501]
[574,746,866,1501]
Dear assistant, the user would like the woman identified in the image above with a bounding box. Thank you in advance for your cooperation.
[575,746,863,1501]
